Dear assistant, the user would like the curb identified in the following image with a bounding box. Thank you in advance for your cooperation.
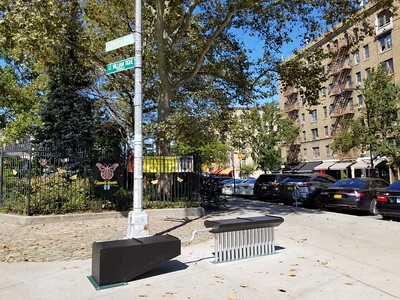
[0,207,205,226]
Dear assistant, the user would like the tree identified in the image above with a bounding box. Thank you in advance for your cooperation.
[1,0,395,152]
[172,140,230,166]
[332,65,400,176]
[34,1,96,153]
[230,102,299,173]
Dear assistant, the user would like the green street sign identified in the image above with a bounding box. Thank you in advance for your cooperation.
[106,57,135,75]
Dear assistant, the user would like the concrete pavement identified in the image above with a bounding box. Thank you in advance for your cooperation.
[1,199,400,299]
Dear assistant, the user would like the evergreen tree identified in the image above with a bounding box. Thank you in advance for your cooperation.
[34,1,95,154]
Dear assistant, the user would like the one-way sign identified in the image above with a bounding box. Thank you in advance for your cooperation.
[106,57,135,75]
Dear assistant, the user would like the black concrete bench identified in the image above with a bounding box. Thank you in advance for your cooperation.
[90,234,181,288]
[204,215,284,263]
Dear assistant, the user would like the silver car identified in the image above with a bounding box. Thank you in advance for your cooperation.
[234,178,257,197]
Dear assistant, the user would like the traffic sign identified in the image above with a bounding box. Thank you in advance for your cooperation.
[105,33,134,52]
[106,57,135,75]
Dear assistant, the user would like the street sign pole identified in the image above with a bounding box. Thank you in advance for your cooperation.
[127,0,149,238]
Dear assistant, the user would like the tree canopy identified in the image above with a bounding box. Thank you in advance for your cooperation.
[331,65,400,169]
[230,102,299,172]
[0,0,396,157]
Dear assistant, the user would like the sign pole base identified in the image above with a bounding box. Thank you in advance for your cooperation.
[126,210,149,238]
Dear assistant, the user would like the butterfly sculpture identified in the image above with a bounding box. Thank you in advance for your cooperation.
[96,163,119,190]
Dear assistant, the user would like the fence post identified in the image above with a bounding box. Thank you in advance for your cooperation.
[0,149,3,203]
[27,145,32,216]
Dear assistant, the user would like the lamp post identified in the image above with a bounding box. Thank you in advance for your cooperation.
[126,0,149,238]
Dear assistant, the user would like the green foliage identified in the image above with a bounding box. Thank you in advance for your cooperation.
[172,141,230,166]
[332,65,400,165]
[230,102,298,172]
[3,0,392,153]
[34,2,96,153]
[240,163,257,178]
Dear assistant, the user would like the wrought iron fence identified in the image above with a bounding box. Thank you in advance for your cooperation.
[0,143,202,215]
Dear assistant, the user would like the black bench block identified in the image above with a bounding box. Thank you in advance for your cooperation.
[91,234,181,286]
[204,215,284,233]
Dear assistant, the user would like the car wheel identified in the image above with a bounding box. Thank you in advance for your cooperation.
[382,215,391,221]
[369,198,379,216]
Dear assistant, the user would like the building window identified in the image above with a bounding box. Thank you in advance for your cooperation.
[303,131,306,142]
[382,58,394,74]
[330,103,335,114]
[326,146,331,158]
[324,126,329,137]
[362,22,369,35]
[353,28,359,41]
[323,106,328,118]
[322,87,327,98]
[363,44,369,59]
[329,83,334,93]
[378,33,392,52]
[348,97,353,106]
[357,95,363,108]
[301,113,305,123]
[303,148,307,158]
[377,10,391,28]
[327,63,332,73]
[365,68,371,79]
[311,128,319,140]
[312,147,320,158]
[354,49,360,64]
[302,96,307,106]
[345,54,350,66]
[356,72,362,86]
[310,110,317,123]
[347,75,352,84]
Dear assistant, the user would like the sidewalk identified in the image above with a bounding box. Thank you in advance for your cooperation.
[1,198,400,299]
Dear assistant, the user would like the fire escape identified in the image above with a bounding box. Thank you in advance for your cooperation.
[283,87,301,163]
[328,37,355,138]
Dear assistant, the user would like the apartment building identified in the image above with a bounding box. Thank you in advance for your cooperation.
[279,1,399,178]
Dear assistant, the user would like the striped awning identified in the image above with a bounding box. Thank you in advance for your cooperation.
[329,162,354,170]
[314,161,337,170]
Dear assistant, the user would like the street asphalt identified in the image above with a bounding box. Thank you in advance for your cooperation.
[1,198,400,300]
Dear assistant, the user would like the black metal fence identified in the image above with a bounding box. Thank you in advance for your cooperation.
[0,143,202,215]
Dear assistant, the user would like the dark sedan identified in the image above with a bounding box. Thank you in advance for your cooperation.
[377,180,400,220]
[319,177,390,215]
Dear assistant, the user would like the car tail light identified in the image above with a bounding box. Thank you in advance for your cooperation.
[298,182,312,187]
[377,194,388,202]
[272,183,280,188]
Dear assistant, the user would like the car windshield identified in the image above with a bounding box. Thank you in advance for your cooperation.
[387,180,400,191]
[282,176,309,183]
[330,179,367,188]
[243,179,256,184]
[257,175,278,183]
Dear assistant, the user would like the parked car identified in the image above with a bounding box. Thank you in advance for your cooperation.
[234,178,257,197]
[202,176,230,191]
[377,180,400,220]
[319,177,390,215]
[221,179,245,195]
[279,173,337,207]
[253,173,288,200]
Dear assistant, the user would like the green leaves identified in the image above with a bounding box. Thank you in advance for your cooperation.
[230,102,298,172]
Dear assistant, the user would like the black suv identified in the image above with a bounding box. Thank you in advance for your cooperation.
[279,173,337,207]
[253,173,288,200]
